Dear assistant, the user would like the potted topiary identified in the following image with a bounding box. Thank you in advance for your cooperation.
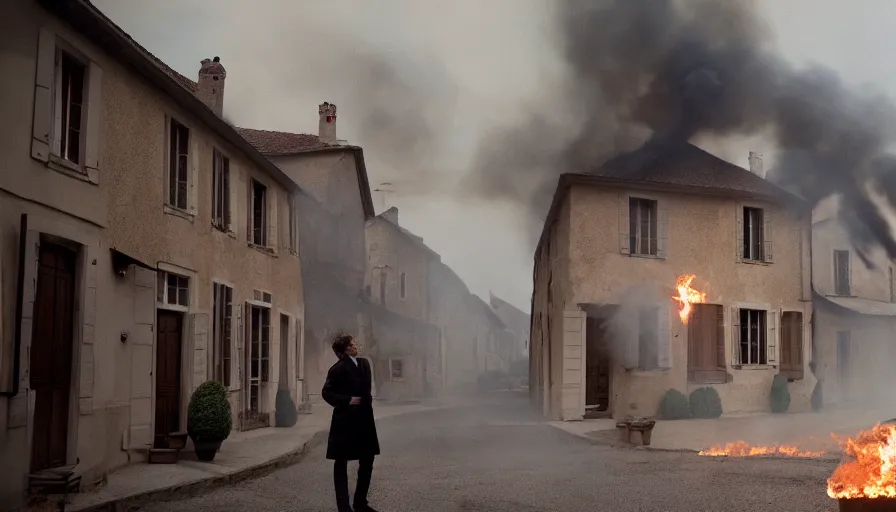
[689,387,723,419]
[658,389,691,420]
[187,380,232,462]
[770,374,791,413]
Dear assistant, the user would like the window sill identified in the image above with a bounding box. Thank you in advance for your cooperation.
[212,223,237,239]
[730,364,777,371]
[248,242,277,256]
[627,253,665,260]
[740,258,772,266]
[47,155,98,185]
[164,204,195,221]
[627,368,670,376]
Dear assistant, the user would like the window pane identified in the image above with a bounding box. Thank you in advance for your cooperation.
[177,287,188,306]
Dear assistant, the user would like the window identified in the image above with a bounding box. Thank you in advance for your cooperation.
[629,198,658,256]
[399,272,407,300]
[687,304,725,383]
[250,179,268,246]
[834,250,851,296]
[780,312,803,381]
[53,50,86,165]
[212,283,233,387]
[248,304,271,415]
[212,149,230,230]
[167,119,190,210]
[637,306,659,369]
[288,193,299,253]
[157,271,189,308]
[738,309,767,365]
[389,359,404,381]
[743,207,765,261]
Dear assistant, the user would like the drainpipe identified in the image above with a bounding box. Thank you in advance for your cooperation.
[1,214,27,397]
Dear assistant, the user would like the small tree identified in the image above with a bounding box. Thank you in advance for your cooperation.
[770,374,791,413]
[658,389,691,420]
[689,387,723,419]
[187,380,232,443]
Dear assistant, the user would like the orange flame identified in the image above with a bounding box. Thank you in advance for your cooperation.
[672,274,706,324]
[828,423,896,499]
[699,441,825,458]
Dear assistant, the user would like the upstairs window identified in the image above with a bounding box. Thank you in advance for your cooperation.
[53,50,86,166]
[211,149,231,230]
[250,179,268,246]
[629,198,658,256]
[743,207,765,261]
[834,250,851,296]
[167,119,190,210]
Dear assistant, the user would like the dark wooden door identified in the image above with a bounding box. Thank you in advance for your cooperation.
[30,242,77,471]
[585,316,611,411]
[155,310,183,441]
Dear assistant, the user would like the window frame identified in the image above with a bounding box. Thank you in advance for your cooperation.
[249,179,269,247]
[211,148,231,232]
[742,206,765,262]
[212,282,235,389]
[52,48,87,168]
[389,358,404,381]
[833,249,851,297]
[738,308,768,366]
[156,270,190,312]
[629,197,659,257]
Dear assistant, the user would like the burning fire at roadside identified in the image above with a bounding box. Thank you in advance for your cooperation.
[699,441,825,459]
[672,274,706,324]
[828,423,896,500]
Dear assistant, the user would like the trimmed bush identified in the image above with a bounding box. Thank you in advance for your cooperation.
[770,374,791,414]
[187,380,233,443]
[689,387,723,419]
[274,389,298,427]
[658,389,691,420]
[811,380,824,412]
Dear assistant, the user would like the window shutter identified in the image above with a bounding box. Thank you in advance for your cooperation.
[766,308,777,364]
[189,135,199,215]
[84,62,103,182]
[190,313,210,393]
[223,158,232,230]
[247,180,253,242]
[735,204,744,262]
[231,302,243,391]
[619,193,630,255]
[730,306,740,365]
[657,303,671,368]
[268,188,278,250]
[764,209,774,262]
[657,201,669,259]
[31,28,55,163]
[716,305,726,371]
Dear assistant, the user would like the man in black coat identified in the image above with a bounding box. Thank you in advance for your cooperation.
[322,334,380,512]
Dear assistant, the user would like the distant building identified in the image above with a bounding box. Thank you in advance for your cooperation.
[490,292,530,361]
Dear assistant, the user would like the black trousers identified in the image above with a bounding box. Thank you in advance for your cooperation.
[333,457,374,511]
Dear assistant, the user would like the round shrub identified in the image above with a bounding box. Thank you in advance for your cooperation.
[658,389,691,420]
[187,380,233,443]
[275,389,298,428]
[770,374,791,413]
[689,387,723,419]
[811,380,824,412]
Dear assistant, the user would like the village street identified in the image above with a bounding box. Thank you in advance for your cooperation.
[140,393,840,512]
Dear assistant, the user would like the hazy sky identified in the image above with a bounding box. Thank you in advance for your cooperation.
[92,0,896,311]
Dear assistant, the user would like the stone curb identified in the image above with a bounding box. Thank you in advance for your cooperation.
[68,404,458,512]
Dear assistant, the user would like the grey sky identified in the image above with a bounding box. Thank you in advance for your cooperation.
[92,0,896,311]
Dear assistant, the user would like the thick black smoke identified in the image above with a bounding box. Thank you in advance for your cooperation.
[469,0,896,264]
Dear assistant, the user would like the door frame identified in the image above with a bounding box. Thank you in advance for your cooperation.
[154,262,197,434]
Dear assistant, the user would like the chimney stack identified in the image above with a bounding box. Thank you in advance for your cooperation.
[197,56,226,117]
[749,151,765,178]
[318,102,337,144]
[381,206,398,225]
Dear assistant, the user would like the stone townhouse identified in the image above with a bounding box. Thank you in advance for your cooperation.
[530,144,814,421]
[0,0,303,507]
[364,207,441,400]
[428,261,481,394]
[490,292,530,362]
[236,105,377,405]
[810,196,896,408]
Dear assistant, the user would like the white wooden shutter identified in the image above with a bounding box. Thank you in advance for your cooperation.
[619,193,630,255]
[228,163,239,233]
[657,303,672,368]
[189,135,200,215]
[763,209,774,262]
[766,308,777,364]
[657,200,669,259]
[735,203,744,263]
[231,301,243,391]
[730,306,741,365]
[84,61,103,183]
[31,28,55,163]
[128,267,156,449]
[191,313,210,392]
[268,188,279,250]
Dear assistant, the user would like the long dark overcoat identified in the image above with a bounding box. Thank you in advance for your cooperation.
[322,356,381,461]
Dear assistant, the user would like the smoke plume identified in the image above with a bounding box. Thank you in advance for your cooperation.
[469,0,896,263]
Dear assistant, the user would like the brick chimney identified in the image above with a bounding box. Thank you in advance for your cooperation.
[197,57,226,116]
[381,206,398,225]
[749,151,765,178]
[318,102,337,144]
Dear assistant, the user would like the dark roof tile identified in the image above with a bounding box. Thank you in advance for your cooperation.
[235,127,334,154]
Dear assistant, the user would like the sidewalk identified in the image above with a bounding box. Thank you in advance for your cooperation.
[549,406,895,458]
[66,398,464,512]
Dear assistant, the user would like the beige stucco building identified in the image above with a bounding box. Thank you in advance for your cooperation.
[0,1,303,508]
[810,197,896,408]
[530,145,814,421]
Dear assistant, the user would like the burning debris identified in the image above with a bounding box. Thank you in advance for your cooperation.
[672,274,706,324]
[828,423,896,500]
[698,441,824,459]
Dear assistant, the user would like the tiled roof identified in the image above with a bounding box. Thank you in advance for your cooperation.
[235,127,334,154]
[595,142,784,197]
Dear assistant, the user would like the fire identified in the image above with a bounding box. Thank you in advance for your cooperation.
[699,441,825,458]
[828,423,896,499]
[672,274,706,324]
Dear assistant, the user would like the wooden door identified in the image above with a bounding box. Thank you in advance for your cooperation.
[585,316,611,411]
[155,310,183,442]
[30,242,77,471]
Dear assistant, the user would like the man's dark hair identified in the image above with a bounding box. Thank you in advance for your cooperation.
[332,333,353,356]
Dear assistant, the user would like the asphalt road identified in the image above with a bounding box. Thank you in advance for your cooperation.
[142,394,842,512]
